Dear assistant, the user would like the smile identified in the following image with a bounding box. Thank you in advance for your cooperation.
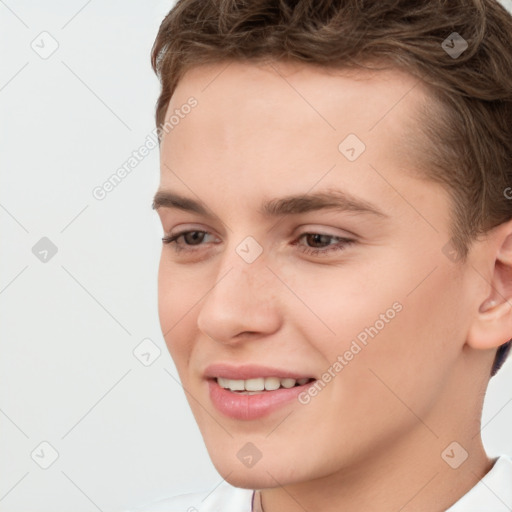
[216,376,315,394]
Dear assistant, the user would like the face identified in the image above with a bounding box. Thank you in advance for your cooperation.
[154,60,482,489]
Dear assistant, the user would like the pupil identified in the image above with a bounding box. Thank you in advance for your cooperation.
[185,231,204,245]
[308,234,329,248]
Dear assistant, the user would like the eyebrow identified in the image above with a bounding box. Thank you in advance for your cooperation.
[152,188,388,219]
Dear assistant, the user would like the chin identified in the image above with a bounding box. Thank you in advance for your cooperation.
[207,448,314,489]
[219,465,295,490]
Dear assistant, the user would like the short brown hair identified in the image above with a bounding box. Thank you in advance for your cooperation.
[151,0,512,376]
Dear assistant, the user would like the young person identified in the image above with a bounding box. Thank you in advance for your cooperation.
[131,0,512,510]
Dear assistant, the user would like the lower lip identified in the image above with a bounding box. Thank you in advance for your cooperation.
[207,379,316,420]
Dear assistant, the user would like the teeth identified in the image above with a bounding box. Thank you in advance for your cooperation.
[245,378,264,391]
[217,377,244,390]
[264,377,281,390]
[280,378,296,388]
[216,376,312,392]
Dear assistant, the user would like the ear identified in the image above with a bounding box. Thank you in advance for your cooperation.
[467,221,512,351]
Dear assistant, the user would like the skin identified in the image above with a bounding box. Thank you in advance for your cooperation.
[154,60,512,512]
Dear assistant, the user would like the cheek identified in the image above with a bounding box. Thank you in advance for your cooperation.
[157,256,172,336]
[289,257,465,397]
[342,264,467,412]
[277,264,465,462]
[157,256,198,365]
[278,261,402,356]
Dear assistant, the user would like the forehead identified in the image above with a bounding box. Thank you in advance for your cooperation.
[159,60,440,219]
[169,59,426,121]
[163,59,428,170]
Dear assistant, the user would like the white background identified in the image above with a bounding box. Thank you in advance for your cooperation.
[1,1,512,511]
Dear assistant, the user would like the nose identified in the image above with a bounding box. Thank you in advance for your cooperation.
[196,250,282,345]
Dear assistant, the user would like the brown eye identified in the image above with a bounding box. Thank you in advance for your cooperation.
[162,230,217,251]
[294,232,355,256]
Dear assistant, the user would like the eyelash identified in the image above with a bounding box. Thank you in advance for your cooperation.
[161,230,355,257]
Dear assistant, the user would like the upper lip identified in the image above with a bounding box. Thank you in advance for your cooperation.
[204,363,315,381]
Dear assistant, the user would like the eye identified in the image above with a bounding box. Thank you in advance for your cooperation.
[162,230,217,252]
[293,232,355,256]
[162,229,355,257]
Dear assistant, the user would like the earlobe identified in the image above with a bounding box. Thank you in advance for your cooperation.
[468,300,512,350]
[478,297,498,314]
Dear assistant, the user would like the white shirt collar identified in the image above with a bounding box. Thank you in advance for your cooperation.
[445,455,512,511]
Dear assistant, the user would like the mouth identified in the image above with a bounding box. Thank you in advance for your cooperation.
[203,363,318,419]
[210,376,317,394]
[206,375,318,420]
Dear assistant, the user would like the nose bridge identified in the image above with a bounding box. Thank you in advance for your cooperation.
[210,241,274,310]
[196,236,281,341]
[216,232,274,296]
